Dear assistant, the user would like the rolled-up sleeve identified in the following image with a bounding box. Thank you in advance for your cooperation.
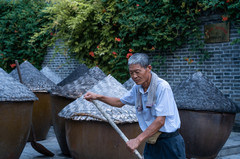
[120,86,137,106]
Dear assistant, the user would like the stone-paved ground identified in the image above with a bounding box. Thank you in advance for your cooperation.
[20,126,240,159]
[20,127,71,159]
[217,131,240,159]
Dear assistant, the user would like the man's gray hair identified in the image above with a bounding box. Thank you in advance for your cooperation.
[128,53,150,68]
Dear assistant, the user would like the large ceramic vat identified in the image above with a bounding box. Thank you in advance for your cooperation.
[174,72,239,159]
[0,68,37,159]
[179,110,235,159]
[51,66,106,155]
[59,75,143,158]
[9,61,56,141]
[0,102,33,159]
[40,66,62,85]
[50,95,74,155]
[30,92,52,140]
[57,63,89,86]
[65,120,144,159]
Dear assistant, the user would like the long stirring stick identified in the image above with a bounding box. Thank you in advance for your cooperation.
[92,100,143,159]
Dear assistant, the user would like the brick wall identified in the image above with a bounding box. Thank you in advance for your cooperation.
[150,15,240,108]
[42,40,80,79]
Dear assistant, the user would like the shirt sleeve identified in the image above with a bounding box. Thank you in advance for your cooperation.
[120,85,137,106]
[155,83,175,117]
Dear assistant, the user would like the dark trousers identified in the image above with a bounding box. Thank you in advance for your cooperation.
[144,133,186,159]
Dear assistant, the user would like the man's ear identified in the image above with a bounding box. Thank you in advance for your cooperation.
[147,65,152,72]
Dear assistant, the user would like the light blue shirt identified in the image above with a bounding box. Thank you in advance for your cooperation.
[120,77,180,133]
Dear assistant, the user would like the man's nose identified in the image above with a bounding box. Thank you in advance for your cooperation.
[131,73,137,79]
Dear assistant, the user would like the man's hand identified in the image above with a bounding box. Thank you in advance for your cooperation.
[84,92,99,101]
[126,138,141,153]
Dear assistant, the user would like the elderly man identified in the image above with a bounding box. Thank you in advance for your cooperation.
[84,53,186,159]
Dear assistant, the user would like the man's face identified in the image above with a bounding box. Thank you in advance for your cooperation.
[129,64,151,85]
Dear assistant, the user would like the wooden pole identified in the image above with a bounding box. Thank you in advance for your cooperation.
[92,100,143,159]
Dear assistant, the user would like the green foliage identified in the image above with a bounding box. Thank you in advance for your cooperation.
[31,0,128,81]
[31,0,240,83]
[118,1,199,51]
[0,0,52,72]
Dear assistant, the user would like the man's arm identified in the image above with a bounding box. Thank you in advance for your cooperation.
[126,116,165,152]
[84,92,124,108]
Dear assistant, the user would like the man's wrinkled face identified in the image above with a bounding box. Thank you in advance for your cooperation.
[129,64,151,85]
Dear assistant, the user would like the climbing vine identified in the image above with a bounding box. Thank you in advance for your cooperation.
[31,0,240,82]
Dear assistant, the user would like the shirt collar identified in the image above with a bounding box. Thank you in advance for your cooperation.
[139,85,149,94]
